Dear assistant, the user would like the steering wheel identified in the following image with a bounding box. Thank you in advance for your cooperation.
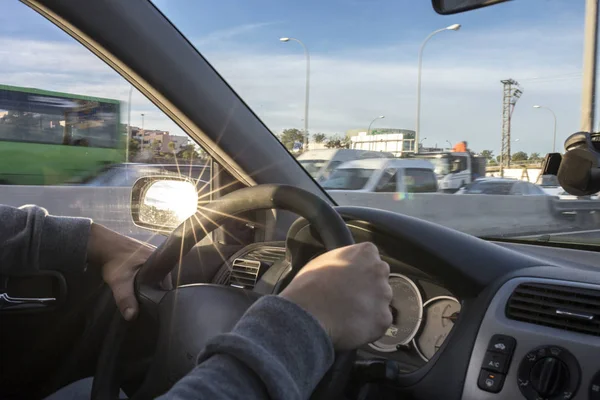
[91,184,355,400]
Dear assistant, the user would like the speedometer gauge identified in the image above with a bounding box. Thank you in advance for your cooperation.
[414,296,461,361]
[369,274,423,352]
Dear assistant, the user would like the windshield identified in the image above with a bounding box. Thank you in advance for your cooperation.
[151,0,600,244]
[298,160,327,178]
[322,168,375,190]
[423,157,451,176]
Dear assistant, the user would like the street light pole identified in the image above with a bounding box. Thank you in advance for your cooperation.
[141,113,145,151]
[581,0,599,133]
[280,37,310,152]
[367,115,385,135]
[533,105,558,152]
[126,86,132,163]
[415,24,461,154]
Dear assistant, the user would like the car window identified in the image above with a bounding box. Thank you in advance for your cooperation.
[375,168,397,192]
[321,168,375,190]
[322,160,342,180]
[511,182,524,195]
[404,168,437,193]
[298,159,327,178]
[1,3,219,245]
[536,174,560,187]
[465,181,513,195]
[527,183,545,195]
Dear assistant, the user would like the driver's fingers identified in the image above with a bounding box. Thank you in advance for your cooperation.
[110,275,139,321]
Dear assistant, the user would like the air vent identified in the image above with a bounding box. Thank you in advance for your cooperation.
[506,282,600,337]
[229,258,261,290]
[243,246,286,264]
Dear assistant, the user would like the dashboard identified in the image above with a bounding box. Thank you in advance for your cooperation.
[198,206,600,400]
[215,242,461,373]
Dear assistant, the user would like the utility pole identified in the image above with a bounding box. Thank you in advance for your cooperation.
[500,79,523,177]
[581,0,599,133]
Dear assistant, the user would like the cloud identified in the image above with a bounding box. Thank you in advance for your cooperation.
[194,22,281,46]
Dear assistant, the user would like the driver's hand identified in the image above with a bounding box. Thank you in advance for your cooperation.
[87,223,154,321]
[280,242,393,350]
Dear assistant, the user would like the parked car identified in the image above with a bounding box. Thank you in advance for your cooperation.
[77,163,210,188]
[456,178,548,196]
[322,158,437,193]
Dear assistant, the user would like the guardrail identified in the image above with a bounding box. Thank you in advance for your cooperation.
[550,198,600,229]
[329,191,600,237]
[0,186,599,241]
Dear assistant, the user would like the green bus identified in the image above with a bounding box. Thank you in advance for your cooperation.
[0,84,124,185]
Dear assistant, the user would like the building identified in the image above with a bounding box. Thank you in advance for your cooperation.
[346,128,416,157]
[129,126,190,152]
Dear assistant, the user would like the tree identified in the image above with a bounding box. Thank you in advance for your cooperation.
[279,128,305,151]
[168,141,176,153]
[529,152,541,162]
[488,159,498,166]
[313,133,326,143]
[480,150,494,160]
[178,144,198,161]
[512,151,528,162]
[325,135,350,149]
[151,139,161,152]
[128,139,140,159]
[495,155,502,163]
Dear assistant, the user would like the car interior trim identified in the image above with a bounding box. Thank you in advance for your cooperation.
[462,277,600,400]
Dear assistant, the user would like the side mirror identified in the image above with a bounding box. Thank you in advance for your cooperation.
[131,176,199,233]
[432,0,510,15]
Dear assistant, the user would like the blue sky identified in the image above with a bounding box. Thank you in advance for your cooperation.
[0,0,592,157]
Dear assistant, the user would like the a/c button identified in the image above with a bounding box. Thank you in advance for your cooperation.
[482,351,509,373]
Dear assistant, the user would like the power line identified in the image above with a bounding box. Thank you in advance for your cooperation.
[518,71,582,82]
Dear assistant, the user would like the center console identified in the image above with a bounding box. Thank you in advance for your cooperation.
[462,277,600,400]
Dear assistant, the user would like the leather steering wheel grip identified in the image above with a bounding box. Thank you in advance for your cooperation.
[137,184,354,284]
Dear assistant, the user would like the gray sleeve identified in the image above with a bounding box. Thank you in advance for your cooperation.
[0,204,92,275]
[159,295,335,400]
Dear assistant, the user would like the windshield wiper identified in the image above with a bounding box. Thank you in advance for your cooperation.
[482,233,600,250]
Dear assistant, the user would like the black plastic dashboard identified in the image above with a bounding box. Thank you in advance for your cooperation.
[203,206,600,400]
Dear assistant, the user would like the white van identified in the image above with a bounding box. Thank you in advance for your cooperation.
[321,158,438,193]
[297,149,394,182]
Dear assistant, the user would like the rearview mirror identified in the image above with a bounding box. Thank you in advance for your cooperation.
[432,0,511,15]
[131,176,199,232]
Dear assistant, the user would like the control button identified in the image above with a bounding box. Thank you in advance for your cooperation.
[487,334,516,355]
[529,357,569,398]
[478,369,505,393]
[590,370,600,400]
[517,346,581,400]
[482,351,509,373]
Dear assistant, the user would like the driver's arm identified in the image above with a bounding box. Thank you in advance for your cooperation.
[0,204,91,274]
[0,204,153,320]
[160,242,392,400]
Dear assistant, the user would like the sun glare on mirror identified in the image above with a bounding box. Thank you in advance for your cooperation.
[142,180,198,227]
